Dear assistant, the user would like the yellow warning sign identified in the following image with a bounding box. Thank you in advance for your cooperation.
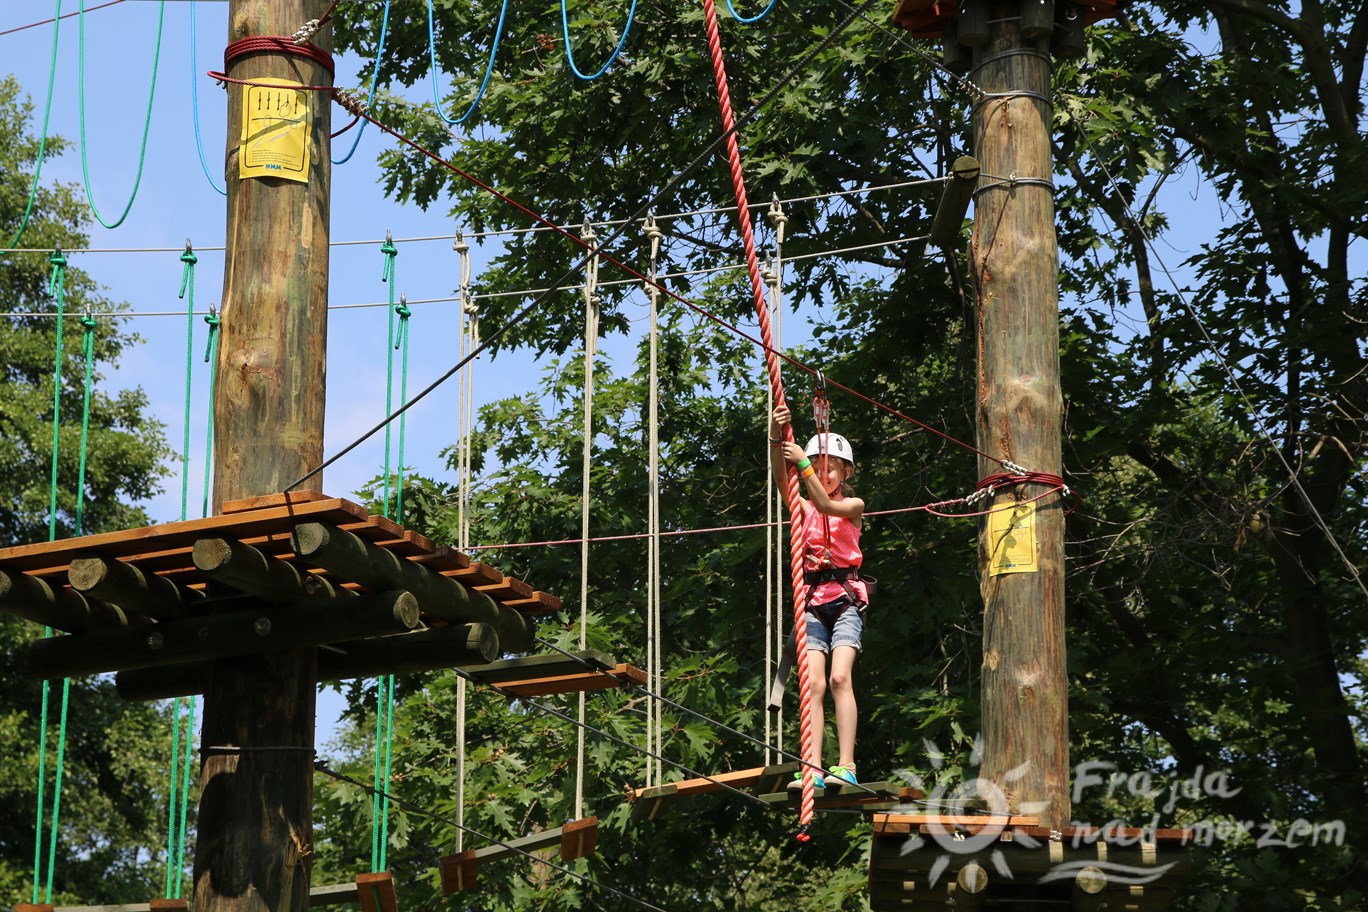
[987,500,1037,576]
[240,80,310,183]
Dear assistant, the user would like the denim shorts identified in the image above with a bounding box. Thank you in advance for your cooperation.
[805,599,863,654]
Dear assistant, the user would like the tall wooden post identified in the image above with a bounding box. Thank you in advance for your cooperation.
[970,1,1069,829]
[196,2,332,910]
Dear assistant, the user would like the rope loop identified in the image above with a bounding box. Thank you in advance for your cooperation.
[223,35,335,80]
[766,195,788,243]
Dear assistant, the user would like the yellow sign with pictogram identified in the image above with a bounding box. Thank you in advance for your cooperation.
[986,500,1037,575]
[240,79,310,182]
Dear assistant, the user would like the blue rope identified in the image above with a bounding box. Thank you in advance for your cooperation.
[724,0,778,23]
[427,0,508,126]
[189,0,227,195]
[561,0,639,81]
[334,0,392,165]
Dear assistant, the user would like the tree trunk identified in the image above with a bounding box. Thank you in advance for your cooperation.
[195,3,332,912]
[971,1,1069,830]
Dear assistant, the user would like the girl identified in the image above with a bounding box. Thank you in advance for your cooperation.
[769,403,868,789]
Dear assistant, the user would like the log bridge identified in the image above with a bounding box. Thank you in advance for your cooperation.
[0,492,581,696]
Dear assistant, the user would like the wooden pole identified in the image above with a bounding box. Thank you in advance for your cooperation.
[970,1,1069,829]
[197,3,331,911]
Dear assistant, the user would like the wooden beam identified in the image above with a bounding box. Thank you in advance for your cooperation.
[193,536,346,602]
[496,663,646,698]
[24,591,419,679]
[307,883,357,908]
[115,622,501,700]
[1,569,133,632]
[68,554,203,620]
[628,762,800,801]
[929,155,980,251]
[292,521,532,652]
[972,0,1069,830]
[438,819,600,894]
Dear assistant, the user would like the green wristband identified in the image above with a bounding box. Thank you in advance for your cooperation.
[796,457,812,471]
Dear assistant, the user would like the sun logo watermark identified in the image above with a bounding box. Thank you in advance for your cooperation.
[893,736,1047,888]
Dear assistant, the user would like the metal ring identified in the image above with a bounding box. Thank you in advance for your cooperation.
[970,48,1053,76]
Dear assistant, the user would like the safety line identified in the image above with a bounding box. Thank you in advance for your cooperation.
[560,0,638,80]
[77,0,165,229]
[0,173,947,254]
[313,762,672,912]
[283,0,884,494]
[1076,123,1368,603]
[0,0,123,37]
[428,0,507,125]
[451,666,783,813]
[532,638,886,800]
[189,0,227,195]
[334,0,390,165]
[5,0,63,249]
[724,0,778,25]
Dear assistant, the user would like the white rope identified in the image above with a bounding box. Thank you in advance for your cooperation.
[765,199,788,763]
[451,228,476,853]
[0,233,937,321]
[0,176,950,256]
[575,221,601,820]
[643,215,665,789]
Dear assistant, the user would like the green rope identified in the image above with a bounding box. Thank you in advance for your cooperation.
[370,674,397,872]
[7,0,64,249]
[379,674,396,870]
[163,697,184,898]
[178,245,198,522]
[75,314,97,535]
[46,250,68,540]
[32,251,67,900]
[36,310,95,902]
[43,679,71,904]
[172,696,196,898]
[393,298,411,525]
[201,308,220,520]
[380,236,398,516]
[77,0,166,229]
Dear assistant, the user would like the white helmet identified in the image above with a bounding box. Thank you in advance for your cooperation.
[805,433,854,466]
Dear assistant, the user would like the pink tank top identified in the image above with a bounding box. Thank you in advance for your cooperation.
[800,502,867,606]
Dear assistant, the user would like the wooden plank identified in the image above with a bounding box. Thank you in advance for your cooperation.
[759,780,924,809]
[499,591,562,615]
[0,498,370,573]
[355,872,398,912]
[439,851,479,894]
[474,575,534,601]
[497,663,646,698]
[221,491,333,513]
[872,813,1039,835]
[560,817,598,860]
[629,762,800,801]
[438,563,506,586]
[308,883,358,907]
[463,650,617,685]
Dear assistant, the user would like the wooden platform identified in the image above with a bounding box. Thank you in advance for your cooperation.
[438,817,599,893]
[0,492,565,683]
[627,763,927,820]
[869,814,1192,911]
[463,649,646,697]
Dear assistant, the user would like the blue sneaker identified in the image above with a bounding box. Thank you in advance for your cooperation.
[789,770,825,791]
[827,765,859,787]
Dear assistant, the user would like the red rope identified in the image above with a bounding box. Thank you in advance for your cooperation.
[224,35,335,80]
[0,0,125,38]
[698,0,818,840]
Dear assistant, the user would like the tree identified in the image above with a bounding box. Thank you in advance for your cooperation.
[318,2,1366,907]
[0,74,178,905]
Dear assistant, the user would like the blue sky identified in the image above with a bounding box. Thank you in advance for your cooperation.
[2,0,541,529]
